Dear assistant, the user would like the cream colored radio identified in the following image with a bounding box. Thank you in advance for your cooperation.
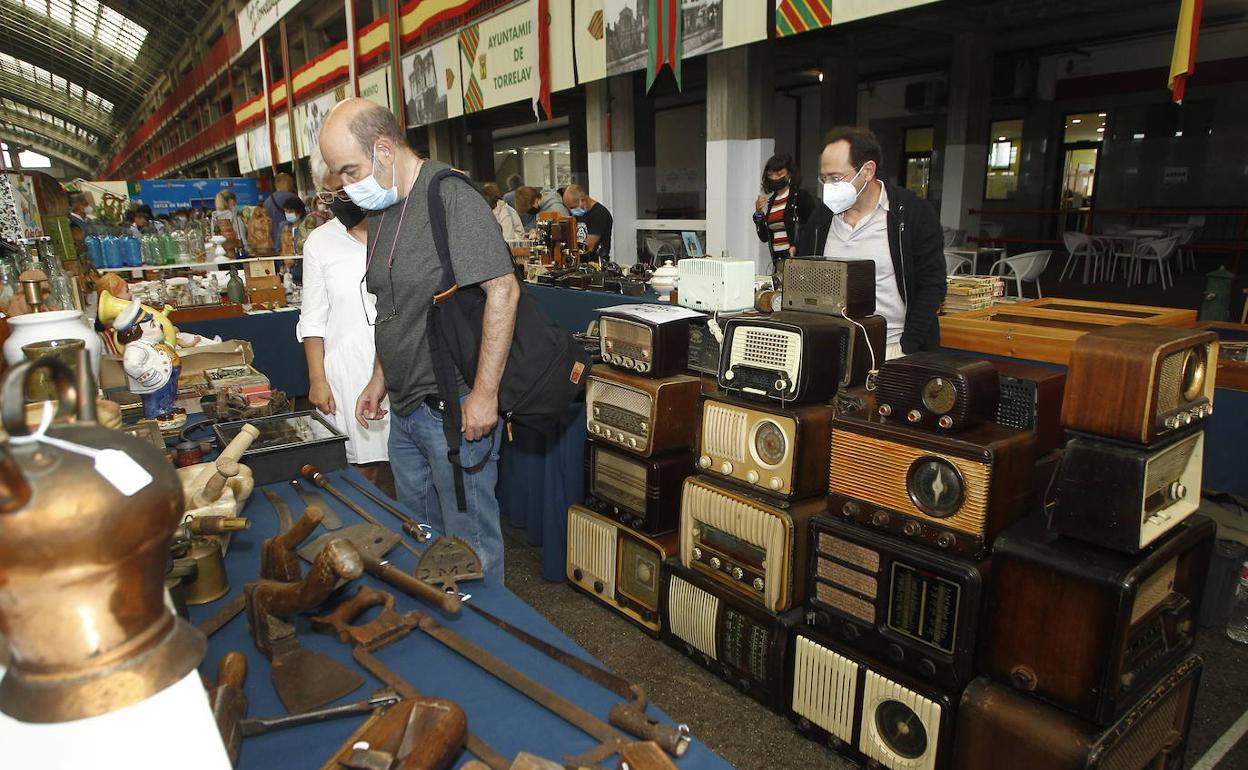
[566,504,676,634]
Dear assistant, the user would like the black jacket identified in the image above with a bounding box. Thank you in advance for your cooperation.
[796,180,946,353]
[753,187,817,258]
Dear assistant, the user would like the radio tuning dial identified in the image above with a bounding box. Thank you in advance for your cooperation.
[709,556,722,569]
[871,510,890,527]
[878,404,893,417]
[768,477,782,490]
[1169,482,1187,501]
[752,578,765,592]
[907,409,922,423]
[720,462,733,475]
[746,470,759,484]
[938,415,954,429]
[698,456,712,469]
[731,567,744,580]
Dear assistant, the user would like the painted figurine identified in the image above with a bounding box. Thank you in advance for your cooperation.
[114,299,186,430]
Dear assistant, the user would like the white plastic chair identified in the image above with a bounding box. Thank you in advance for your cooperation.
[1059,232,1105,283]
[945,251,973,275]
[942,227,965,248]
[1130,236,1179,289]
[1173,226,1199,272]
[979,222,1004,248]
[989,250,1052,298]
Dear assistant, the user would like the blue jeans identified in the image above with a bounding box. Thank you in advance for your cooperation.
[388,397,505,583]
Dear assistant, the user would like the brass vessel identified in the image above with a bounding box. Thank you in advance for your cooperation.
[0,353,205,722]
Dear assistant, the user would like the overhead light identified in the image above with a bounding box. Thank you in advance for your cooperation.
[1098,112,1107,117]
[1071,118,1082,124]
[818,72,824,82]
[1097,127,1105,133]
[997,136,1006,141]
[1174,131,1183,137]
[1132,132,1145,140]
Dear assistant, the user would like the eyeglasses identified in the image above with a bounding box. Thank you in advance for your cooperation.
[359,270,398,326]
[316,189,351,204]
[818,172,851,185]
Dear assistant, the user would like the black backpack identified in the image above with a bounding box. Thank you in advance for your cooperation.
[425,168,590,509]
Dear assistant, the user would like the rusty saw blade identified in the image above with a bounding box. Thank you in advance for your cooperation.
[291,478,343,530]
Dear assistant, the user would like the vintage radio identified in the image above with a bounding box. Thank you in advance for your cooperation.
[874,352,999,433]
[719,312,844,404]
[781,257,876,318]
[583,441,692,535]
[597,308,692,377]
[1062,325,1219,446]
[985,515,1214,725]
[661,559,803,710]
[676,257,755,312]
[566,505,678,634]
[829,411,1035,559]
[832,314,886,389]
[687,316,724,376]
[697,394,834,500]
[954,656,1203,770]
[1052,431,1204,553]
[585,366,701,457]
[991,359,1066,454]
[679,476,824,613]
[806,515,985,690]
[789,628,956,770]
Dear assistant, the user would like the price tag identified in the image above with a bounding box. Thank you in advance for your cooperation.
[94,449,154,496]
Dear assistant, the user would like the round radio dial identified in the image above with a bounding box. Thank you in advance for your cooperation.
[698,455,712,469]
[720,462,733,475]
[753,421,788,467]
[907,456,966,518]
[921,377,957,415]
[1180,346,1207,402]
[745,470,759,484]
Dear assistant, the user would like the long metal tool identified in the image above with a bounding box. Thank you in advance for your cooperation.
[289,479,343,529]
[197,593,246,637]
[261,488,295,532]
[239,691,402,736]
[342,477,431,543]
[295,467,421,560]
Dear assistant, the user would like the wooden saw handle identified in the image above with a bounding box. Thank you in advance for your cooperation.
[256,538,362,619]
[260,505,325,582]
[310,585,395,643]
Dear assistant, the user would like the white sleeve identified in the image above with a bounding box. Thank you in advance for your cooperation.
[295,234,329,342]
[502,206,525,241]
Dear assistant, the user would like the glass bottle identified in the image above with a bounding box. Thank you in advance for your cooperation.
[159,232,177,265]
[102,231,122,269]
[124,234,143,268]
[225,266,246,304]
[1228,562,1248,644]
[85,234,103,268]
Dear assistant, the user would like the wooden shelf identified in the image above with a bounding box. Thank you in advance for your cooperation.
[98,256,303,274]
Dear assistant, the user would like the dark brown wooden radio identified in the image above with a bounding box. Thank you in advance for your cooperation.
[718,311,845,404]
[984,515,1214,725]
[954,656,1203,770]
[991,358,1067,455]
[873,352,999,433]
[583,440,692,535]
[598,308,691,378]
[585,365,701,457]
[781,257,877,318]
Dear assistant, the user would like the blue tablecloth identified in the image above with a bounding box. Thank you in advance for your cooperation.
[194,469,729,770]
[180,310,309,397]
[524,284,665,334]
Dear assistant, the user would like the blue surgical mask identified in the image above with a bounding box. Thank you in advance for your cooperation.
[570,207,586,217]
[344,145,399,211]
[285,212,298,224]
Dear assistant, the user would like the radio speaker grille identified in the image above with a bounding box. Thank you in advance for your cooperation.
[703,402,748,463]
[860,670,942,770]
[1143,434,1198,494]
[1099,672,1194,770]
[588,379,651,416]
[792,635,859,743]
[681,479,791,609]
[1130,558,1177,625]
[733,328,801,372]
[788,261,847,301]
[593,447,647,512]
[568,507,617,598]
[997,376,1037,431]
[668,574,719,659]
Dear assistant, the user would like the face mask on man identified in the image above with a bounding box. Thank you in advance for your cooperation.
[285,212,299,224]
[766,177,789,193]
[329,197,368,229]
[569,206,587,217]
[343,144,399,210]
[821,164,867,214]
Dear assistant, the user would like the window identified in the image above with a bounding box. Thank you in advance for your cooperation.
[985,119,1023,201]
[901,127,933,199]
[1060,112,1107,208]
[2,0,148,61]
[0,52,113,112]
[1064,112,1106,143]
[493,139,572,191]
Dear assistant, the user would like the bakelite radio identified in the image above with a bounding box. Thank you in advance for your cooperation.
[805,515,985,690]
[1052,431,1204,553]
[697,394,834,500]
[991,359,1067,455]
[831,314,886,389]
[585,366,701,457]
[565,505,677,635]
[687,316,725,376]
[954,656,1203,770]
[679,476,824,613]
[598,309,691,378]
[781,258,877,318]
[1062,325,1218,446]
[789,628,956,770]
[719,312,844,404]
[661,560,804,710]
[583,441,692,535]
[829,411,1035,559]
[874,352,999,433]
[984,515,1214,725]
[676,257,755,312]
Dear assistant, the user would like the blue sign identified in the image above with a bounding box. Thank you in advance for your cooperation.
[127,178,268,215]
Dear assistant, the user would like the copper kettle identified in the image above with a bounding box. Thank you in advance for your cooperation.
[0,351,205,722]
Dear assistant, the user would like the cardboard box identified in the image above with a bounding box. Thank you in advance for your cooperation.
[100,339,254,390]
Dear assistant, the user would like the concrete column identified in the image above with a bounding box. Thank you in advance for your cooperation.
[939,31,993,232]
[820,49,858,129]
[469,124,494,181]
[426,121,454,164]
[706,44,774,270]
[567,95,589,189]
[586,77,638,265]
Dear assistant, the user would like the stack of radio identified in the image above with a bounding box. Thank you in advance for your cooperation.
[955,324,1219,770]
[659,257,887,712]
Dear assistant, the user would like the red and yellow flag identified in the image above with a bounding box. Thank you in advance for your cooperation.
[646,0,681,92]
[1168,0,1203,103]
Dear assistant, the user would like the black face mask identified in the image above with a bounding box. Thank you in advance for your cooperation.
[329,198,367,229]
[766,177,789,192]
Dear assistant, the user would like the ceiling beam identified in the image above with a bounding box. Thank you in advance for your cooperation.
[0,17,147,109]
[0,73,118,139]
[0,128,94,176]
[0,109,102,161]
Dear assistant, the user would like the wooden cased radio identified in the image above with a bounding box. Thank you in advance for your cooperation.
[806,515,986,690]
[598,308,691,378]
[719,312,844,404]
[789,627,957,770]
[874,352,1000,433]
[1062,325,1218,446]
[985,515,1214,725]
[679,476,824,613]
[954,656,1203,770]
[585,366,701,457]
[781,257,877,318]
[1052,431,1204,553]
[583,441,692,535]
[661,559,804,710]
[829,410,1036,559]
[991,359,1067,455]
[832,314,887,389]
[697,394,834,501]
[566,505,677,634]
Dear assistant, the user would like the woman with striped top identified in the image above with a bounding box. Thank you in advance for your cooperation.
[753,154,817,274]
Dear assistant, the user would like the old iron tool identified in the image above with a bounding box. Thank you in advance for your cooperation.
[197,593,246,638]
[414,536,485,594]
[262,487,295,532]
[239,690,401,736]
[263,504,325,582]
[208,652,249,766]
[342,476,432,543]
[245,538,365,713]
[320,695,468,770]
[300,465,424,561]
[291,478,343,530]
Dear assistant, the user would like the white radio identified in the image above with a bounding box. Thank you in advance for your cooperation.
[677,257,755,312]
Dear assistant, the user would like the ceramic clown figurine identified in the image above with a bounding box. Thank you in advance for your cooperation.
[114,299,186,430]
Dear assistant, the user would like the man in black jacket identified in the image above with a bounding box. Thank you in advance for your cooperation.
[796,126,946,356]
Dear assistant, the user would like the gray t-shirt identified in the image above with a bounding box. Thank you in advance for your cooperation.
[366,159,514,416]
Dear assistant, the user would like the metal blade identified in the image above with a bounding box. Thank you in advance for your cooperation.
[262,488,294,533]
[291,479,343,530]
[197,593,246,637]
[270,648,364,714]
[297,524,400,564]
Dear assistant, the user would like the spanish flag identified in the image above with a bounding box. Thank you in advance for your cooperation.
[1168,0,1203,103]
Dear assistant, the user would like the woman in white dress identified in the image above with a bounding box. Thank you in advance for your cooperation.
[296,190,389,480]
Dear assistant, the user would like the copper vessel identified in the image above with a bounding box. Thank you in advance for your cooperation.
[0,352,205,722]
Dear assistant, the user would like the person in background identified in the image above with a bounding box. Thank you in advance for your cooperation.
[796,126,945,359]
[297,165,389,482]
[264,172,300,253]
[513,186,540,230]
[68,192,93,259]
[502,173,523,207]
[481,182,525,242]
[213,189,243,246]
[127,205,165,237]
[753,154,815,272]
[280,197,308,256]
[562,184,613,263]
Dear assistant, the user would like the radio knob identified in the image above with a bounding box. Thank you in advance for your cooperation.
[936,532,956,549]
[639,421,648,431]
[746,470,759,484]
[709,556,722,570]
[1010,665,1039,692]
[638,362,650,373]
[573,568,584,581]
[752,577,765,592]
[1169,482,1188,501]
[692,547,703,560]
[592,424,602,435]
[641,350,650,358]
[1177,619,1192,637]
[731,566,744,580]
[1164,416,1179,429]
[769,477,783,491]
[774,379,787,392]
[938,415,954,429]
[699,455,712,469]
[720,462,733,475]
[593,580,605,594]
[1207,404,1214,416]
[839,623,860,642]
[843,500,860,516]
[887,644,904,662]
[871,511,890,527]
[903,521,922,536]
[918,659,937,679]
[724,369,735,381]
[878,404,893,417]
[1183,412,1193,425]
[1120,671,1136,689]
[593,406,600,417]
[628,438,638,448]
[907,409,922,423]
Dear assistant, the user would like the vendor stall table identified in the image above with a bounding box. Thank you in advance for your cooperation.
[180,308,308,397]
[194,468,728,770]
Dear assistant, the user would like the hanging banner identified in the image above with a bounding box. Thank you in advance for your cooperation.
[403,36,464,127]
[712,0,766,53]
[236,133,252,174]
[574,0,607,84]
[459,0,570,114]
[360,67,392,110]
[298,90,342,160]
[776,0,937,37]
[128,178,265,214]
[250,124,272,171]
[646,0,682,90]
[274,112,292,164]
[237,0,300,53]
[605,0,647,77]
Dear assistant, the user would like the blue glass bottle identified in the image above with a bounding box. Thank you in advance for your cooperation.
[102,234,122,269]
[124,235,143,267]
[84,234,103,268]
